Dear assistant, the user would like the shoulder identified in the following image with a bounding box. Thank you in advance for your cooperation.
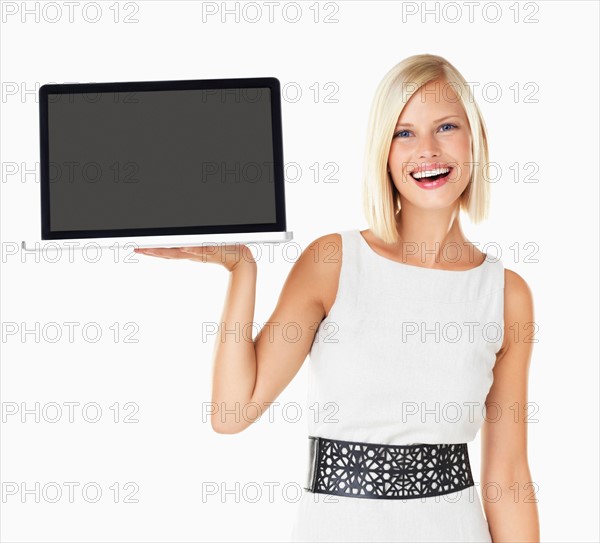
[306,232,342,251]
[294,233,342,316]
[498,267,535,354]
[504,268,534,318]
[299,232,342,279]
[299,232,342,263]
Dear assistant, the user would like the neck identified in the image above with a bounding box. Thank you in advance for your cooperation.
[393,200,473,265]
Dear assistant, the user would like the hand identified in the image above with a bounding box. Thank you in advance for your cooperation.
[134,243,255,272]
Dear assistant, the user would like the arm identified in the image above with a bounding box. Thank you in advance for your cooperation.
[210,235,337,434]
[481,269,540,542]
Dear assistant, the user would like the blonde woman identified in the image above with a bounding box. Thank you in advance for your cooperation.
[136,54,540,542]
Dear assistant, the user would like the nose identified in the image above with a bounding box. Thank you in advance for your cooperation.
[417,132,441,159]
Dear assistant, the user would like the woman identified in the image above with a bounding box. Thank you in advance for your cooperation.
[135,54,540,542]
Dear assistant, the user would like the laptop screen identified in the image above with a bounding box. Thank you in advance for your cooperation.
[41,80,285,239]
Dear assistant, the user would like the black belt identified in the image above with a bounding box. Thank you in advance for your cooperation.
[304,435,474,500]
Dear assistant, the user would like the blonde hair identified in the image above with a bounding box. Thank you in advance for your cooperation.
[361,54,491,244]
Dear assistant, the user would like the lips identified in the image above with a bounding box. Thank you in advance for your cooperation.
[410,167,453,183]
[410,162,452,174]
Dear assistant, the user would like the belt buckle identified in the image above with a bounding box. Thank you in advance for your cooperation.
[303,435,320,492]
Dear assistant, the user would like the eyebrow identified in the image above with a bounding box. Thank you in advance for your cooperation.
[395,115,461,128]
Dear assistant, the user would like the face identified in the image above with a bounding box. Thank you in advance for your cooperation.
[388,78,472,210]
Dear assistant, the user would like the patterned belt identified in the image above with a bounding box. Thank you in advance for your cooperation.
[303,435,474,500]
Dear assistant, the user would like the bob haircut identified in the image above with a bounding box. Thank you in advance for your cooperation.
[361,54,491,244]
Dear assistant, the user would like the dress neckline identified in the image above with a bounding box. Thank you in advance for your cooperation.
[355,229,490,274]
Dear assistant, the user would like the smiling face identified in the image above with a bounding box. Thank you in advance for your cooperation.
[388,78,473,210]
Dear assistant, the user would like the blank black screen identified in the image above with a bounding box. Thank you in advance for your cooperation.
[47,88,277,232]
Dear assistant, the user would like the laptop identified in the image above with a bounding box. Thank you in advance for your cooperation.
[21,77,293,252]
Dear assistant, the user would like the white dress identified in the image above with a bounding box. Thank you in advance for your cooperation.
[290,229,505,542]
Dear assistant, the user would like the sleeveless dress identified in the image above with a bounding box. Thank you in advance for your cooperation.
[290,229,505,542]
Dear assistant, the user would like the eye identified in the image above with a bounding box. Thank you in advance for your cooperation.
[393,123,458,139]
[439,123,458,132]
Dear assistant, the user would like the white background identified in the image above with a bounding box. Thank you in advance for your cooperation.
[1,1,598,541]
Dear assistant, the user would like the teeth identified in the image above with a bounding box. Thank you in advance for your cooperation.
[412,167,450,180]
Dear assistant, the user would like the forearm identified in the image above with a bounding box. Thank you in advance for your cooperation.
[482,464,540,542]
[210,258,258,433]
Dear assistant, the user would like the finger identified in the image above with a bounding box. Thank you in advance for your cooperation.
[134,248,173,258]
[135,250,169,259]
[179,247,215,262]
[136,247,197,259]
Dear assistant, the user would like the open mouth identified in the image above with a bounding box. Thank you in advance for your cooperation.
[410,167,453,183]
